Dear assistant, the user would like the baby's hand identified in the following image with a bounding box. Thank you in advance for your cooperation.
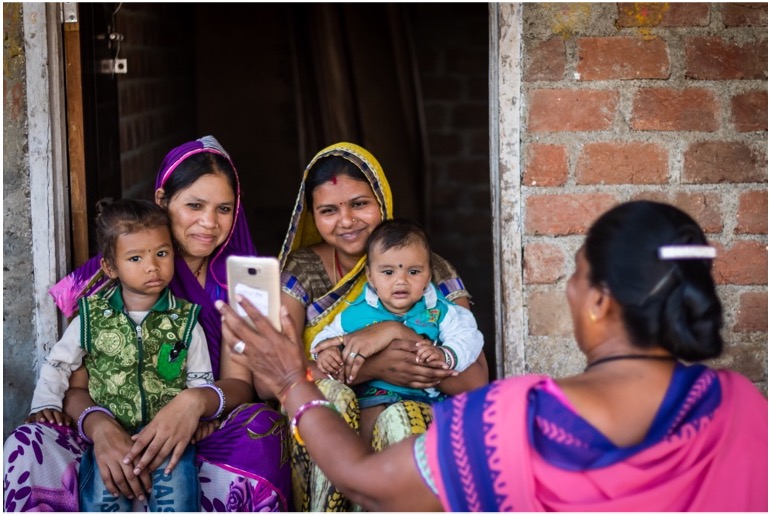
[415,342,448,368]
[316,347,344,380]
[24,408,74,427]
[192,420,218,443]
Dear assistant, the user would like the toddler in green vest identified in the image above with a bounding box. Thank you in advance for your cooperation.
[27,198,216,511]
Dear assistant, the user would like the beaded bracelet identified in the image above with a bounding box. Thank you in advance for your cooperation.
[290,399,340,446]
[198,383,226,421]
[77,406,115,444]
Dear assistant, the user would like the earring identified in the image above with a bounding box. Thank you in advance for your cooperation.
[590,312,597,322]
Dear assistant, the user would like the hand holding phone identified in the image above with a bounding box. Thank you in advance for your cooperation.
[226,256,281,331]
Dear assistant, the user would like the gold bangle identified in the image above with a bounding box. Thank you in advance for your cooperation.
[336,334,345,346]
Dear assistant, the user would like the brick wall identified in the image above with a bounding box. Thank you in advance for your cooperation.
[521,3,767,388]
[116,4,195,199]
[409,5,495,370]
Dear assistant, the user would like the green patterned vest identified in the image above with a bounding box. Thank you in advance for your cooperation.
[80,285,201,432]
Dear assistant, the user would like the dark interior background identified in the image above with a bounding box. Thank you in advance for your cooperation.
[79,2,495,376]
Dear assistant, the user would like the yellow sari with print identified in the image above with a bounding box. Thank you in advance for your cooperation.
[280,143,460,511]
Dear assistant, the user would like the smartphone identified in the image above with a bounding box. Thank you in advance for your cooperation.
[226,256,281,331]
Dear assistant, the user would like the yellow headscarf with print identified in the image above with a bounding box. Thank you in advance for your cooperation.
[279,143,393,351]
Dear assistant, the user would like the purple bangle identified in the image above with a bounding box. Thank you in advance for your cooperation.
[198,384,226,421]
[77,406,115,444]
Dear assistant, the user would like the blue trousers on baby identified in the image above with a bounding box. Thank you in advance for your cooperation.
[78,444,199,512]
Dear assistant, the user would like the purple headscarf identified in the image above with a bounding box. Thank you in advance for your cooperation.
[49,136,256,376]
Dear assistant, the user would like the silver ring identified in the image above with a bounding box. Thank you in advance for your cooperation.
[233,341,246,354]
[348,351,358,359]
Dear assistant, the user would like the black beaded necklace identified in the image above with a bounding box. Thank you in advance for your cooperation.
[584,354,677,372]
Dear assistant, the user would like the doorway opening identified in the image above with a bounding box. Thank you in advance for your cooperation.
[71,3,496,376]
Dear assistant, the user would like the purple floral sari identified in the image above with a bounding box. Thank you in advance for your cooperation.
[4,136,291,511]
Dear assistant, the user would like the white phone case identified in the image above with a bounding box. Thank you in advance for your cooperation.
[226,256,281,331]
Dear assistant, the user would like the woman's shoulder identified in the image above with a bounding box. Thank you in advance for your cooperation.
[430,252,470,301]
[283,246,323,270]
[281,246,333,305]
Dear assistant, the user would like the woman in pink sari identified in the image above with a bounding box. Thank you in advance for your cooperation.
[216,200,768,511]
[4,136,291,511]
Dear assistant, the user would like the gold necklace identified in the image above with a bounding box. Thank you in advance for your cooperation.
[331,248,344,285]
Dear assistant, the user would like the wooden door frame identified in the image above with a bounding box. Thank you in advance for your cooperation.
[489,3,524,379]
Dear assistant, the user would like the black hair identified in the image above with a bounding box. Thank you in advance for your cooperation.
[159,152,237,203]
[366,218,432,265]
[304,155,368,210]
[584,200,723,361]
[95,198,171,265]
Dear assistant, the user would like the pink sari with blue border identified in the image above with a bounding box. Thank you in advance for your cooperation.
[419,363,768,511]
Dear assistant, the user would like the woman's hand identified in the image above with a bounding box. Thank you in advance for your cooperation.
[353,339,458,388]
[123,387,207,476]
[63,374,152,501]
[90,414,152,501]
[216,296,307,402]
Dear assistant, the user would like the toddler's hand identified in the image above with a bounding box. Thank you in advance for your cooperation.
[24,408,74,427]
[415,344,447,367]
[317,347,344,380]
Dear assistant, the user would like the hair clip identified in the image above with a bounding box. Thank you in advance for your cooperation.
[658,245,716,260]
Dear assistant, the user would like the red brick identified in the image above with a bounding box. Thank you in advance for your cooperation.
[683,141,767,184]
[525,194,617,236]
[712,241,768,285]
[529,89,619,132]
[632,191,725,233]
[616,3,710,27]
[525,38,565,82]
[734,292,768,332]
[576,142,668,184]
[528,289,572,337]
[632,88,719,131]
[524,144,568,187]
[731,90,768,132]
[685,36,768,80]
[524,242,567,284]
[577,37,670,80]
[736,190,768,234]
[723,3,768,27]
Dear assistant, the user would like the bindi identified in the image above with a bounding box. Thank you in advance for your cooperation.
[398,264,403,268]
[330,176,337,185]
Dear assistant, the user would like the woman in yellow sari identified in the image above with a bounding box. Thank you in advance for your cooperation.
[277,142,488,511]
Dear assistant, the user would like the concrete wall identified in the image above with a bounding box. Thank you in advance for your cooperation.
[513,2,767,389]
[3,2,37,439]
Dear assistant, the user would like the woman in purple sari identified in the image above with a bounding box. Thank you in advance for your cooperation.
[4,136,291,511]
